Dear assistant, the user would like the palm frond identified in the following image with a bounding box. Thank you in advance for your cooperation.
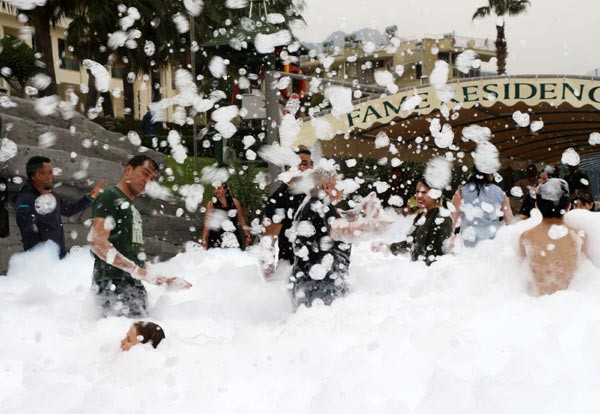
[472,6,491,20]
[507,0,531,15]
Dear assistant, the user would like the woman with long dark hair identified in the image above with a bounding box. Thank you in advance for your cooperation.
[451,168,513,247]
[372,178,453,266]
[201,182,251,249]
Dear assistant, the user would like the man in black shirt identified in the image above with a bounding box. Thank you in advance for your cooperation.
[0,175,8,238]
[15,156,105,258]
[262,149,313,277]
[290,167,393,309]
[564,165,590,193]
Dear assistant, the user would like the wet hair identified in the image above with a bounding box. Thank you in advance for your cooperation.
[391,167,403,180]
[295,148,311,156]
[26,156,51,181]
[543,165,557,178]
[133,321,165,349]
[214,182,235,207]
[526,163,537,178]
[416,177,431,190]
[569,189,594,209]
[536,178,570,218]
[127,155,159,172]
[309,167,339,197]
[464,167,492,195]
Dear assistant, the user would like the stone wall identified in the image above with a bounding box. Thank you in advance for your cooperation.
[0,96,200,273]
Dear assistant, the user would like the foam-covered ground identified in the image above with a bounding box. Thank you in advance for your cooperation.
[2,211,600,413]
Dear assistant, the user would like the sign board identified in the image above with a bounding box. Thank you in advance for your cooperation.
[296,75,600,147]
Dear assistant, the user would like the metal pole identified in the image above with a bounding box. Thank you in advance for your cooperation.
[191,15,198,173]
[265,70,281,194]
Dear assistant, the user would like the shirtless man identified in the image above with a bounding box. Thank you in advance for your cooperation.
[519,178,586,295]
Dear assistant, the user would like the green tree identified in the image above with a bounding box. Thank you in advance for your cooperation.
[67,0,188,117]
[67,0,118,115]
[2,0,76,97]
[0,35,39,93]
[473,0,531,75]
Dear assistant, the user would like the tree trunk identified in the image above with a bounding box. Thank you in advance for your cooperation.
[85,70,97,112]
[495,23,508,75]
[32,8,58,97]
[100,91,114,117]
[151,68,161,102]
[122,66,135,118]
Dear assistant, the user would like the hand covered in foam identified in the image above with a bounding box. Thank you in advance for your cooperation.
[371,241,391,254]
[163,276,193,291]
[256,236,278,280]
[359,192,395,235]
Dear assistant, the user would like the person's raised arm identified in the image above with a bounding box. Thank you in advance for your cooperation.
[60,181,106,217]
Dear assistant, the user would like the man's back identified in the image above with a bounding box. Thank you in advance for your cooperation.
[520,221,584,295]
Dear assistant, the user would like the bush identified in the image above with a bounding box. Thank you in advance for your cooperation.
[0,35,39,90]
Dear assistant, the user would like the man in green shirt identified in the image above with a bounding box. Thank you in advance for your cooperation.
[89,155,191,317]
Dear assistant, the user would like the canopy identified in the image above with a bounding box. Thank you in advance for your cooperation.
[296,75,600,165]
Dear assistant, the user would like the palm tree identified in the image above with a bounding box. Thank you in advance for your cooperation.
[3,0,76,97]
[66,0,116,114]
[138,0,188,103]
[472,0,530,75]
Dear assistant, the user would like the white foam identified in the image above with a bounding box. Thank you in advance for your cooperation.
[3,215,600,412]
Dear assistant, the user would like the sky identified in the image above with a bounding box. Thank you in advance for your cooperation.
[294,0,600,76]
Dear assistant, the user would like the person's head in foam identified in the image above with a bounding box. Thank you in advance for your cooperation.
[120,321,165,351]
[535,178,570,219]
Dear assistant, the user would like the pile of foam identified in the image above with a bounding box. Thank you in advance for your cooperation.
[2,211,600,413]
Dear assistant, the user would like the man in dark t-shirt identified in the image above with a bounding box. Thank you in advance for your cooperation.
[15,156,105,257]
[564,165,590,193]
[89,155,191,317]
[262,149,313,277]
[291,194,351,308]
[290,167,395,308]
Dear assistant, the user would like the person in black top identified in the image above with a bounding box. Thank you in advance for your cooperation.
[290,166,393,309]
[0,174,8,238]
[14,156,105,258]
[201,182,251,249]
[142,108,158,136]
[518,166,555,219]
[373,178,453,266]
[564,165,590,193]
[261,149,313,277]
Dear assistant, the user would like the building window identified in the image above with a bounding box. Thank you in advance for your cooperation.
[58,39,80,71]
[415,63,423,79]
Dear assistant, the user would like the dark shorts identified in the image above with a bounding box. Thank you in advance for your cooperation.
[93,279,148,318]
[290,278,348,309]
